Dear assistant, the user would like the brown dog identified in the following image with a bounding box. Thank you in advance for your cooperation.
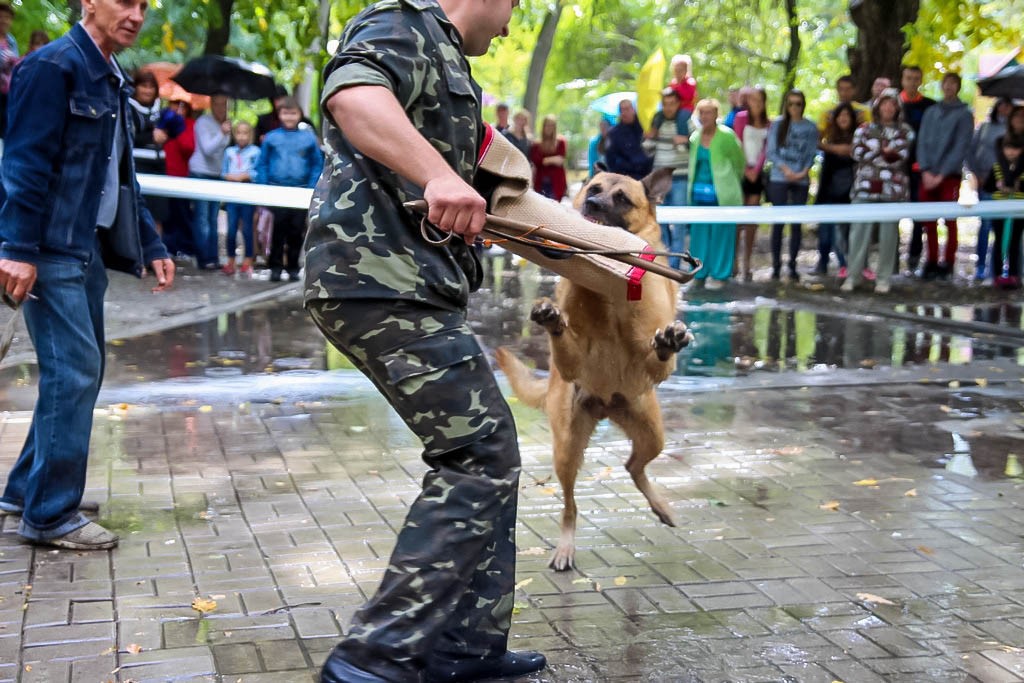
[495,167,693,571]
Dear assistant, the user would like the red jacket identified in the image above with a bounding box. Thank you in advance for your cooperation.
[163,117,195,178]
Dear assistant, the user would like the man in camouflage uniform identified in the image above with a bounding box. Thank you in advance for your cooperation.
[303,0,545,681]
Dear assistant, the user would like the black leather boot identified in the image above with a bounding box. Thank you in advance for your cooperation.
[425,651,547,682]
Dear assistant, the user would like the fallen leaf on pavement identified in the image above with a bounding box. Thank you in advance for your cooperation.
[571,578,591,585]
[904,488,917,497]
[856,592,895,605]
[514,578,533,590]
[853,478,879,486]
[614,576,627,586]
[517,547,547,556]
[916,545,934,555]
[126,643,143,654]
[975,378,988,387]
[539,486,558,495]
[191,596,217,613]
[819,501,840,511]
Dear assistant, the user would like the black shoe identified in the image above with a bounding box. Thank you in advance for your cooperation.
[269,268,283,282]
[789,268,800,282]
[287,270,301,282]
[936,263,952,280]
[920,261,939,281]
[320,650,388,683]
[771,267,781,281]
[425,651,547,683]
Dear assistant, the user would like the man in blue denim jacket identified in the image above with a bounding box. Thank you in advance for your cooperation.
[0,0,175,550]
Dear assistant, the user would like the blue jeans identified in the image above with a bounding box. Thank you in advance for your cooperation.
[190,172,221,268]
[225,202,255,260]
[1,240,107,540]
[975,191,993,279]
[660,175,688,269]
[817,223,848,270]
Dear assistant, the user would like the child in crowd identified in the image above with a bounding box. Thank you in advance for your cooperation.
[221,121,261,276]
[255,98,323,282]
[984,135,1024,289]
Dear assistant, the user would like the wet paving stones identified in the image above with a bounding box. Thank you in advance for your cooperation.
[1,374,1023,682]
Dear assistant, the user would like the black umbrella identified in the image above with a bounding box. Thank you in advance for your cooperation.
[171,55,277,101]
[977,63,1024,100]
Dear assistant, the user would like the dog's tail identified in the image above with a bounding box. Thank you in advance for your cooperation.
[494,347,548,409]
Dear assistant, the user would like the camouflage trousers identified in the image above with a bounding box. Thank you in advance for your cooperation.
[308,298,521,682]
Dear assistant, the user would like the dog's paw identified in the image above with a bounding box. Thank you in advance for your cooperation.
[531,298,566,336]
[652,320,693,361]
[548,543,575,572]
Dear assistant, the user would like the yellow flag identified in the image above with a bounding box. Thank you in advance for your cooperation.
[636,48,666,130]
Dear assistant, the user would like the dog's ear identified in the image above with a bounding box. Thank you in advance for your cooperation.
[641,167,675,206]
[593,161,609,174]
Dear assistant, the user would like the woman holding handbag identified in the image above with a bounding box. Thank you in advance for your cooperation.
[687,98,745,289]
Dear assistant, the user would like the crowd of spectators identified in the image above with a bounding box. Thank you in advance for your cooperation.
[3,9,1020,295]
[0,35,326,281]
[559,59,1024,294]
[123,80,321,279]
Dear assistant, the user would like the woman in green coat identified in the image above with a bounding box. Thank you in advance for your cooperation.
[688,98,745,287]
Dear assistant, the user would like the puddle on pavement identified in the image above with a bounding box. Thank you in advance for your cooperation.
[0,259,1021,409]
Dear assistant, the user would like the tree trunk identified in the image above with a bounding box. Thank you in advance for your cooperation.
[848,0,921,101]
[203,0,235,56]
[782,0,801,101]
[523,3,563,122]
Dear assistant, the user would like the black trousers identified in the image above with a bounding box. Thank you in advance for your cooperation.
[269,207,306,273]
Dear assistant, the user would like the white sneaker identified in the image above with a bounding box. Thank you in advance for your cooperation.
[840,279,855,293]
[875,281,890,294]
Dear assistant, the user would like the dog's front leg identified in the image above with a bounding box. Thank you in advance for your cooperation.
[531,298,586,382]
[643,320,693,380]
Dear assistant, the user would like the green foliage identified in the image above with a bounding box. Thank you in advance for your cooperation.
[9,0,71,48]
[21,0,1024,161]
[905,0,1023,94]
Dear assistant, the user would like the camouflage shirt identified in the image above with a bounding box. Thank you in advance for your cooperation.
[303,0,484,311]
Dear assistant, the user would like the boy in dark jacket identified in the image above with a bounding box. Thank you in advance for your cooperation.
[983,135,1024,289]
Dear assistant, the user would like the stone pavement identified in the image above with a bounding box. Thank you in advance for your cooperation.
[1,367,1023,682]
[1,224,1023,682]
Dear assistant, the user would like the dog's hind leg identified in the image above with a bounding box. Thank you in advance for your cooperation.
[613,391,677,527]
[549,387,599,571]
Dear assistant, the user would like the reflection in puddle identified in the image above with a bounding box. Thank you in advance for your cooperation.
[676,303,1023,378]
[0,260,1021,407]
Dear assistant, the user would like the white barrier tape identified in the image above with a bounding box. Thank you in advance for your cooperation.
[139,174,313,209]
[138,174,1024,224]
[657,200,1024,224]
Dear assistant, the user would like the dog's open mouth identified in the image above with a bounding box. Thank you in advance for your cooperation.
[581,211,627,231]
